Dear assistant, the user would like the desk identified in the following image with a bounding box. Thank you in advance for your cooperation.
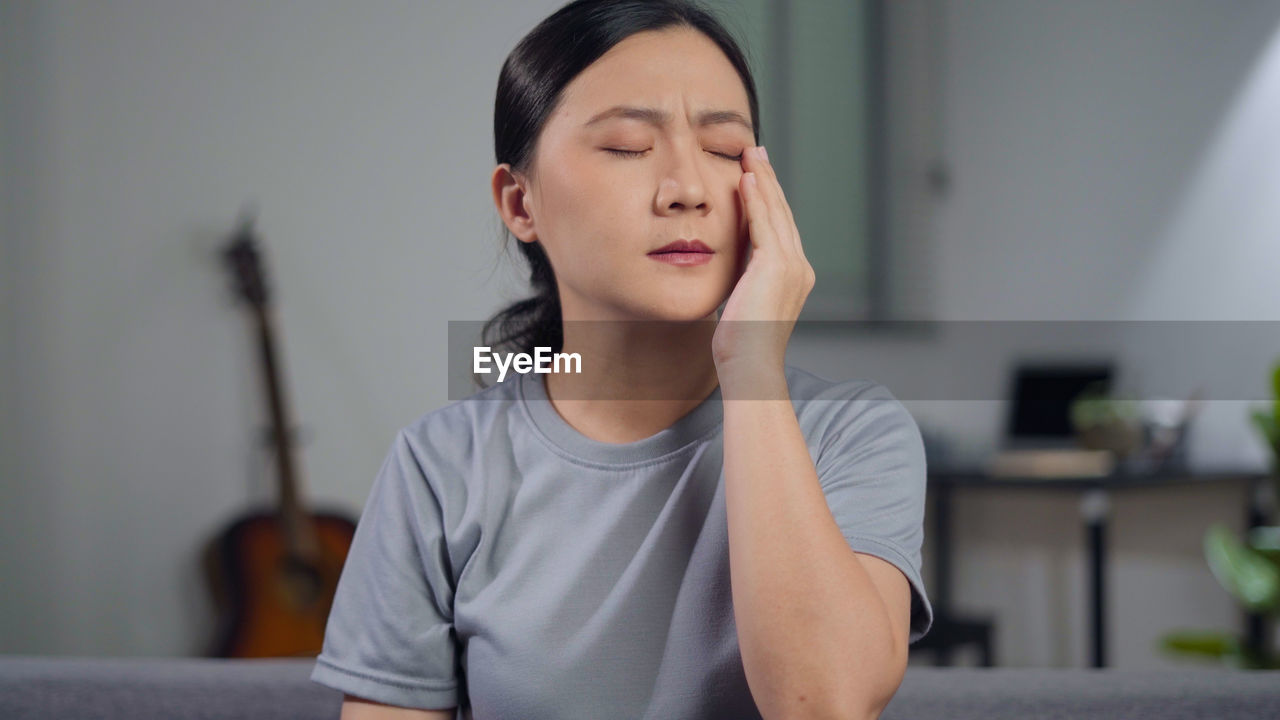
[922,468,1272,668]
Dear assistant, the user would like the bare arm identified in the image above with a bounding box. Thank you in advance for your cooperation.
[340,694,456,720]
[720,367,909,720]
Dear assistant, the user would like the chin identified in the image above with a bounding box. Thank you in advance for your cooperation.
[607,283,724,322]
[642,299,721,323]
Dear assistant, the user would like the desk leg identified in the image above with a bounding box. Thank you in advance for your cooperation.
[1245,476,1275,663]
[933,480,953,666]
[1081,488,1110,668]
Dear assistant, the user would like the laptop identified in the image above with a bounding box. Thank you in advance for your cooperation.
[985,361,1118,477]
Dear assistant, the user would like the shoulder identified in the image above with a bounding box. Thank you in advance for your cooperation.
[784,365,924,466]
[391,377,523,502]
[785,364,910,428]
[784,364,896,404]
[400,377,520,452]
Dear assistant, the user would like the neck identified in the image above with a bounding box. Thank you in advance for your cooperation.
[542,312,723,444]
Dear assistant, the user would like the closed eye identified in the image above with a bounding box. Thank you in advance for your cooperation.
[604,148,744,162]
[604,148,648,158]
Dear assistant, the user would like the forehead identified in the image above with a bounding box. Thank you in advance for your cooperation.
[551,27,752,131]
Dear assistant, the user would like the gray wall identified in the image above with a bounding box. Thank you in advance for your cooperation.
[3,0,1280,669]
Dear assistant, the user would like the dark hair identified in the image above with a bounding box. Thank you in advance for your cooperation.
[478,0,760,383]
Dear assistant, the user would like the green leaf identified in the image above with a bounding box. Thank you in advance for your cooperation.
[1158,629,1280,668]
[1159,629,1237,659]
[1272,359,1280,418]
[1251,409,1278,444]
[1204,523,1280,612]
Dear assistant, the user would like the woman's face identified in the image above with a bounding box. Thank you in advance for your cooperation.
[496,27,754,323]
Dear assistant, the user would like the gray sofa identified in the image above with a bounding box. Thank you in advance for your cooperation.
[2,655,1279,719]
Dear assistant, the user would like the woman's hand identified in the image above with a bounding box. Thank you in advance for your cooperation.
[711,145,815,381]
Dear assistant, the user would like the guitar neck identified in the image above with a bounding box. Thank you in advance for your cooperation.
[222,219,318,559]
[251,303,308,533]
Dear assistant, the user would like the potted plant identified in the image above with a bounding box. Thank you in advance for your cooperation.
[1159,360,1280,668]
[1069,381,1144,457]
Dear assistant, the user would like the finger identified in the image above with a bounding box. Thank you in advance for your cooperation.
[740,171,778,254]
[745,147,788,223]
[746,147,802,256]
[742,151,792,255]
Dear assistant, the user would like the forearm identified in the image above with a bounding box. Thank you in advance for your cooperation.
[720,366,900,720]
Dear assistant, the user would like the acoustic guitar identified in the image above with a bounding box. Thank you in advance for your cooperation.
[203,212,357,658]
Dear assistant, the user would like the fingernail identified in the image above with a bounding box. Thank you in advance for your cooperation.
[759,146,769,162]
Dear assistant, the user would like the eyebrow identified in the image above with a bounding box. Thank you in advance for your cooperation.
[583,105,754,133]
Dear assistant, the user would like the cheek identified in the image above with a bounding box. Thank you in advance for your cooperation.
[539,203,632,278]
[551,161,632,220]
[537,175,607,244]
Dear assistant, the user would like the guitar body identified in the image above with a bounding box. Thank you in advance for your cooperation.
[203,508,357,658]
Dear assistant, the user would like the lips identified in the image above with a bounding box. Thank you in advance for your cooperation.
[648,238,715,267]
[649,239,712,254]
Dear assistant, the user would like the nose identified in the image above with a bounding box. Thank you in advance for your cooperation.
[655,144,709,215]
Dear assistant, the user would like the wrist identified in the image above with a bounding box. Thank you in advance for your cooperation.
[715,360,788,400]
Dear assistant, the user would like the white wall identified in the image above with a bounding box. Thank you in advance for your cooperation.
[800,0,1280,668]
[3,0,1280,669]
[0,0,569,656]
[799,0,1280,669]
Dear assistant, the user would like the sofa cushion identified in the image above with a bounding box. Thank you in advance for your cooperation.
[885,667,1280,719]
[2,655,1279,719]
[0,656,341,720]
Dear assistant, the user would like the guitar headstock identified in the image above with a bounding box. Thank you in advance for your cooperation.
[221,211,270,310]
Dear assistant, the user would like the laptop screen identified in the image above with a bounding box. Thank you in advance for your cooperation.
[1006,362,1114,447]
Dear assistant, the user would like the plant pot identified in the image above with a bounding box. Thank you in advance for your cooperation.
[1077,419,1143,456]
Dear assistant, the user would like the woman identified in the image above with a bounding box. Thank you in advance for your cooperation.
[310,1,933,718]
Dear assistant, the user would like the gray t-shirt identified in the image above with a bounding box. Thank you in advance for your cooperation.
[310,365,933,719]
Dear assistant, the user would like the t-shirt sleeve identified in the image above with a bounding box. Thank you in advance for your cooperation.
[310,429,462,710]
[813,381,934,644]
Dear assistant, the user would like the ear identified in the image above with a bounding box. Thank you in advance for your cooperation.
[491,163,538,244]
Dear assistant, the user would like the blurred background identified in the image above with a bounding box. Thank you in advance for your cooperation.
[3,0,1280,670]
